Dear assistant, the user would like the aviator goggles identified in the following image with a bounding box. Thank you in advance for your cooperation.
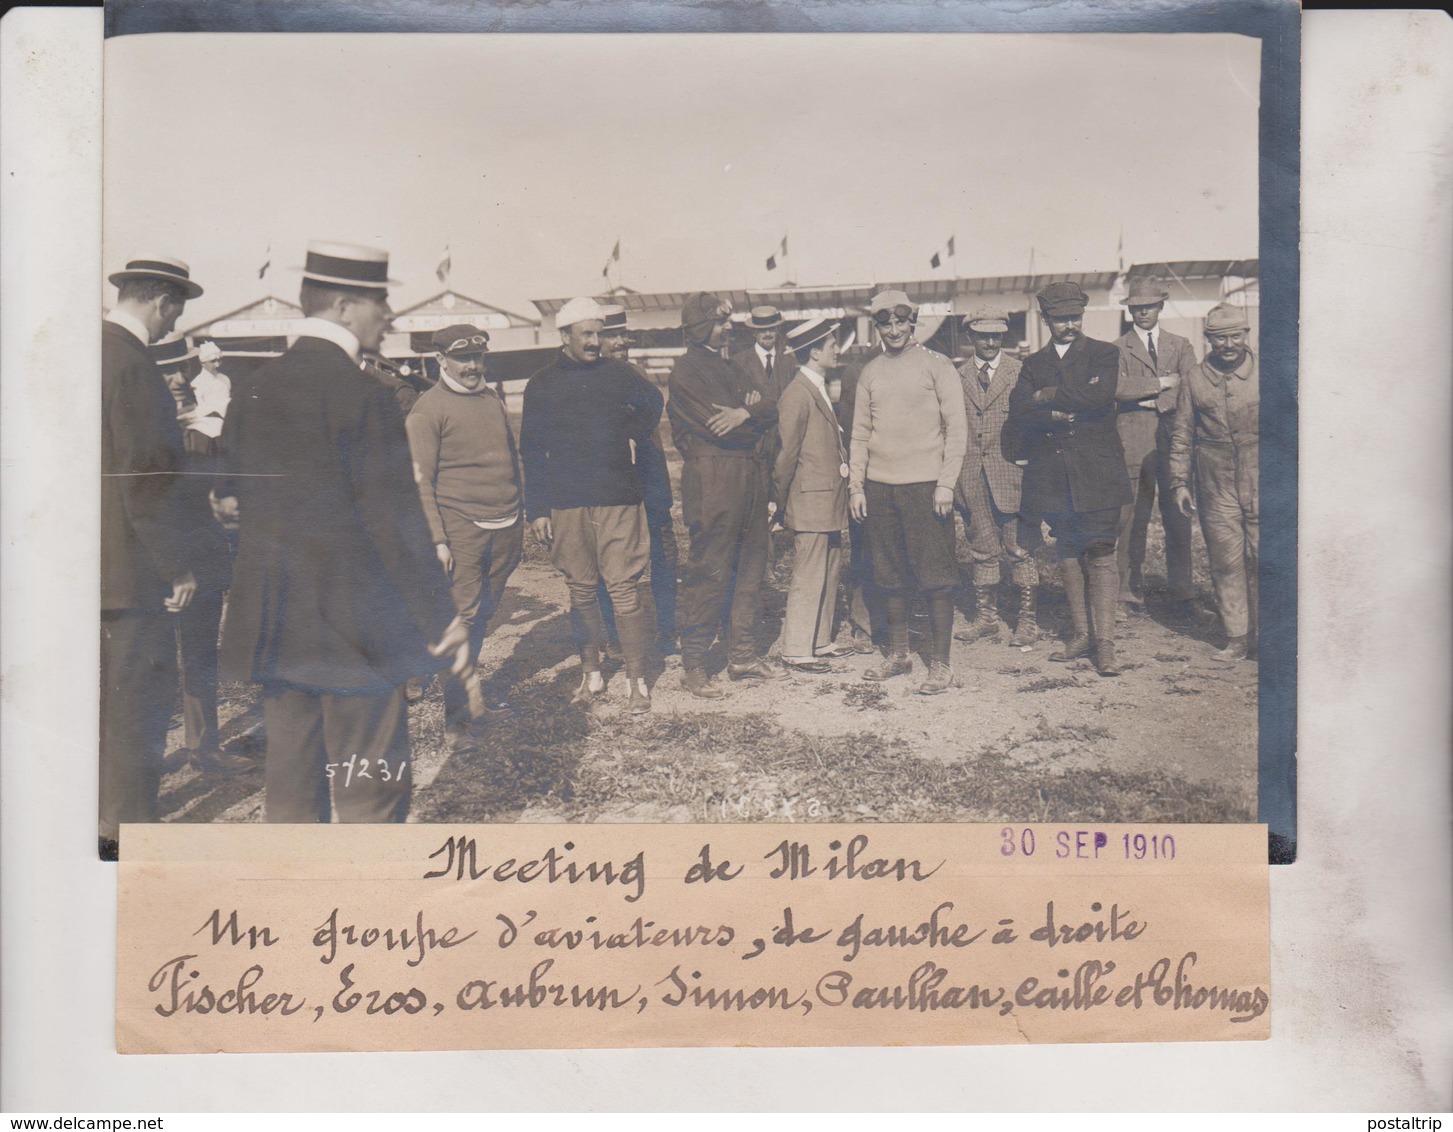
[872,306,916,327]
[444,333,490,355]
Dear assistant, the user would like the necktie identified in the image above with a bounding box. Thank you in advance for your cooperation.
[1147,332,1158,370]
[764,351,774,372]
[979,361,992,388]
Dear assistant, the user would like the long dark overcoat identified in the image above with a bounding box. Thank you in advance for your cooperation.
[218,336,455,693]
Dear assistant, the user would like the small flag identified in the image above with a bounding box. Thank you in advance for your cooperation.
[766,254,777,272]
[766,235,788,272]
[946,235,956,257]
[930,252,941,270]
[436,247,452,284]
[1116,227,1125,273]
[257,245,271,280]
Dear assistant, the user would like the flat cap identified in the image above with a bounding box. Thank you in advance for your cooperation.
[557,296,606,330]
[868,289,916,315]
[432,323,490,355]
[1203,303,1250,334]
[962,305,1009,333]
[1037,280,1089,317]
[1123,277,1170,307]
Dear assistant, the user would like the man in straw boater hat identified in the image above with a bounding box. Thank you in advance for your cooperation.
[1113,276,1199,621]
[1168,302,1260,661]
[216,242,469,824]
[520,297,664,714]
[772,317,856,672]
[848,289,967,695]
[100,256,205,858]
[597,305,679,657]
[1009,280,1132,677]
[149,337,253,781]
[668,292,783,698]
[404,322,523,751]
[952,306,1042,649]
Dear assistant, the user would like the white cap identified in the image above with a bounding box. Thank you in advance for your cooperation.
[556,296,606,330]
[198,341,223,363]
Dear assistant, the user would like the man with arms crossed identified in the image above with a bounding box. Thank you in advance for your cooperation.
[405,323,524,751]
[848,289,967,695]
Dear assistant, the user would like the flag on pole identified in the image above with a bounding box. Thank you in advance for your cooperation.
[930,236,955,269]
[947,236,956,257]
[602,238,621,278]
[257,244,271,280]
[929,252,941,270]
[436,247,452,284]
[1116,228,1124,274]
[765,235,788,272]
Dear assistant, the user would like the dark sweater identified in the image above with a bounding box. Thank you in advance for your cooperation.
[520,351,664,520]
[667,344,775,457]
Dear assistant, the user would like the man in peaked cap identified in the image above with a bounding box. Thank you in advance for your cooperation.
[217,241,469,824]
[1168,303,1260,661]
[668,291,783,697]
[848,289,967,695]
[1009,280,1132,677]
[1114,276,1199,620]
[773,318,853,672]
[100,256,205,858]
[521,297,664,713]
[952,306,1042,649]
[597,305,680,657]
[405,323,524,749]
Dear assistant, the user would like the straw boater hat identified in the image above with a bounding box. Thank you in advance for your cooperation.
[1122,277,1170,307]
[785,317,840,356]
[1203,303,1250,333]
[298,241,399,289]
[962,305,1010,333]
[599,305,630,334]
[431,323,490,356]
[108,256,204,300]
[747,305,785,330]
[149,337,197,368]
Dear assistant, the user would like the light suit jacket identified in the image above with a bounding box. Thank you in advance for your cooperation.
[773,370,849,534]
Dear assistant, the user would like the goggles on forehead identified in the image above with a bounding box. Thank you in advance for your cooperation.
[873,306,915,326]
[445,334,490,354]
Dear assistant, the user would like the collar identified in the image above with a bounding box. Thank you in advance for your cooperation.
[1134,325,1159,351]
[799,364,830,400]
[439,368,488,396]
[105,309,152,347]
[756,343,776,365]
[1052,339,1073,357]
[296,317,363,364]
[1209,350,1256,382]
[974,352,1000,372]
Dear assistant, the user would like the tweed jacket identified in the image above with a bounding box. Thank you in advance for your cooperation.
[101,319,191,612]
[1009,335,1132,515]
[1115,326,1198,415]
[957,350,1025,515]
[218,335,456,693]
[773,370,849,534]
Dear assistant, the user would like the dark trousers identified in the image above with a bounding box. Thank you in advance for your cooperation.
[441,514,523,728]
[599,516,679,643]
[847,516,884,641]
[863,479,958,594]
[261,684,411,823]
[1119,411,1194,599]
[678,454,769,669]
[176,585,224,752]
[100,610,177,841]
[1043,506,1121,559]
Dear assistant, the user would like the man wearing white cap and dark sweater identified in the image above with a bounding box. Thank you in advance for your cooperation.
[406,323,524,749]
[100,255,204,858]
[217,242,469,824]
[668,292,784,698]
[849,290,967,695]
[521,297,664,713]
[773,318,853,672]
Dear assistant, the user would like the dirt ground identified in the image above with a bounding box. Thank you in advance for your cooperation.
[156,516,1258,829]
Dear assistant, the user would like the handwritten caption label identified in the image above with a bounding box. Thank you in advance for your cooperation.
[117,823,1269,1052]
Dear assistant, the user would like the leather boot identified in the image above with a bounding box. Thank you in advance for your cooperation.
[615,604,654,684]
[954,584,1003,643]
[1085,551,1123,676]
[864,652,912,681]
[1010,584,1039,646]
[682,668,725,699]
[1049,557,1091,662]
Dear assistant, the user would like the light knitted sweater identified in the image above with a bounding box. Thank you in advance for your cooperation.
[848,342,967,492]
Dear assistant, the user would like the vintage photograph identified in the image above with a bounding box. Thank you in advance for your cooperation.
[100,29,1270,855]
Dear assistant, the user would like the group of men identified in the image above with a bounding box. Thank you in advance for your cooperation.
[100,241,1260,850]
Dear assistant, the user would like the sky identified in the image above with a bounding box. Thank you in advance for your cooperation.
[104,32,1260,326]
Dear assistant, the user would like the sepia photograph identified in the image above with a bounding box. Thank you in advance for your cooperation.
[100,25,1279,856]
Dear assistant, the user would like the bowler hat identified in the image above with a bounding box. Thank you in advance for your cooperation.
[747,305,785,330]
[432,323,490,356]
[962,305,1009,333]
[1203,303,1250,334]
[1037,281,1089,317]
[149,337,196,368]
[1122,277,1170,307]
[109,256,204,300]
[785,317,840,355]
[299,241,398,289]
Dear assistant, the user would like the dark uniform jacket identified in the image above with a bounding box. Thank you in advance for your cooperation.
[102,319,190,612]
[667,344,774,459]
[218,335,456,693]
[1009,335,1132,515]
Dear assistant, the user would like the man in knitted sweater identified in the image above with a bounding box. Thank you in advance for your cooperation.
[405,323,524,750]
[521,297,664,713]
[848,290,968,695]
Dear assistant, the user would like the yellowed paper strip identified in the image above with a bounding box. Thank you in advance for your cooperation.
[117,823,1268,1052]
